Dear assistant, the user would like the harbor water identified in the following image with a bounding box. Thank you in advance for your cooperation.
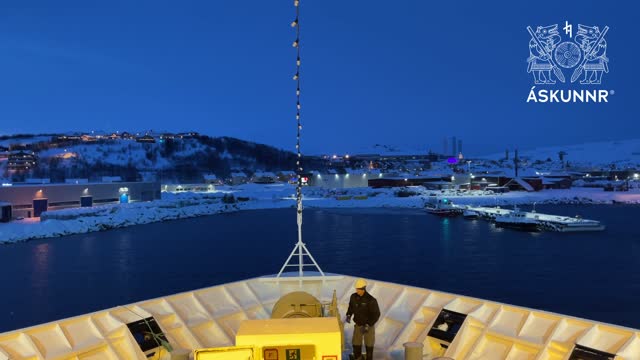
[0,204,638,333]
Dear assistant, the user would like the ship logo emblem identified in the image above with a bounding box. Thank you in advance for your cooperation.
[527,22,609,85]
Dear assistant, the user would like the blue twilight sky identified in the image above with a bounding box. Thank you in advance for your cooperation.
[0,0,637,155]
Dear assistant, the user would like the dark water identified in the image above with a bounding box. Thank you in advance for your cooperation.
[0,204,639,333]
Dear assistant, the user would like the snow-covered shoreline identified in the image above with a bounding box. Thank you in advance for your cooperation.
[1,184,639,244]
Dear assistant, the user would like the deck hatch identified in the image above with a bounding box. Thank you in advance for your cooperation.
[568,344,615,360]
[126,316,169,353]
[427,309,467,343]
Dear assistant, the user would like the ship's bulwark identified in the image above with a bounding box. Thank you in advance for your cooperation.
[0,274,638,359]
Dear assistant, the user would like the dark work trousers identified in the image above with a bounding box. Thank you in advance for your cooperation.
[352,325,375,360]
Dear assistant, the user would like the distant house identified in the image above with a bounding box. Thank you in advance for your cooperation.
[53,134,82,143]
[229,172,248,185]
[160,133,176,140]
[277,171,297,183]
[203,174,222,185]
[542,177,573,189]
[121,132,135,140]
[109,132,121,140]
[252,172,278,184]
[136,135,156,143]
[503,177,541,192]
[81,134,97,142]
[93,131,109,140]
[368,177,427,188]
[422,180,455,190]
[177,132,199,139]
[8,151,37,170]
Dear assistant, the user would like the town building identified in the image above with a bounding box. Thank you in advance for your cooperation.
[251,172,278,184]
[229,172,249,185]
[162,183,215,193]
[277,171,297,184]
[203,174,223,185]
[7,151,38,170]
[136,135,156,143]
[177,132,199,139]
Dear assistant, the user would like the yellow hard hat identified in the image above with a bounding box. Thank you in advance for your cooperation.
[355,278,367,289]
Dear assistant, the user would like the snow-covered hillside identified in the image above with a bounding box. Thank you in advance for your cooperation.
[482,139,640,168]
[0,134,298,183]
[38,139,209,170]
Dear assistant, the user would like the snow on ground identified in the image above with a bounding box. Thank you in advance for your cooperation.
[1,184,639,244]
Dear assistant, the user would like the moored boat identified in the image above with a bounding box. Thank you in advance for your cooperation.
[425,198,462,217]
[494,207,540,232]
[462,209,479,219]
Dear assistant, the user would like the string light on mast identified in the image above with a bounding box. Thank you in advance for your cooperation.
[276,0,325,280]
[293,0,303,214]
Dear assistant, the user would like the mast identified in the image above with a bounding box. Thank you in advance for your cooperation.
[277,0,324,282]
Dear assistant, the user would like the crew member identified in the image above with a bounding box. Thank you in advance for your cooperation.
[345,278,380,360]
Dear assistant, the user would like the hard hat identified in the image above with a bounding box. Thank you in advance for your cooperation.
[355,278,367,289]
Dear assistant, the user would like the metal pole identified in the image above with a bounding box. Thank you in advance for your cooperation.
[276,0,325,282]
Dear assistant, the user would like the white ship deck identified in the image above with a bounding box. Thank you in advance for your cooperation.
[0,274,638,360]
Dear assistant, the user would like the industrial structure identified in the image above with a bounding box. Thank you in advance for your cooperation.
[0,181,160,218]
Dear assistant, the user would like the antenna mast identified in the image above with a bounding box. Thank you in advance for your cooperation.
[277,0,324,280]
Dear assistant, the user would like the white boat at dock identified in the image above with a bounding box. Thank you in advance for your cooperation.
[465,206,606,232]
[494,207,540,232]
[425,197,463,217]
[462,209,479,219]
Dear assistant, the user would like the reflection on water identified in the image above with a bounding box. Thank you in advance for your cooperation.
[115,232,133,275]
[0,204,639,333]
[31,243,50,292]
